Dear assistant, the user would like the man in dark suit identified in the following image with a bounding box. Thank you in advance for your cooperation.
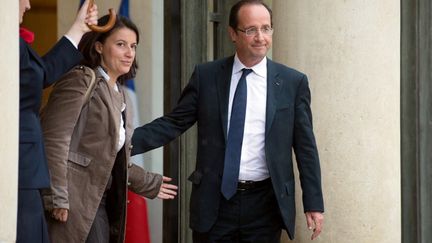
[132,0,324,242]
[18,0,97,242]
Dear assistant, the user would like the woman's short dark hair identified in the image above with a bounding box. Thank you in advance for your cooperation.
[229,0,272,30]
[78,14,139,84]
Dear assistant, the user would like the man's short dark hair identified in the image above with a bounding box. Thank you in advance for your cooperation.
[229,0,273,29]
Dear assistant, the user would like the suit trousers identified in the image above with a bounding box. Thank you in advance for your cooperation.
[193,179,283,243]
[17,189,50,243]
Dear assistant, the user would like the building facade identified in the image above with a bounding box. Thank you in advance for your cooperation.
[3,0,431,242]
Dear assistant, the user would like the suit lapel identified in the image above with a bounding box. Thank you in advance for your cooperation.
[217,56,235,142]
[265,59,282,137]
[217,57,281,139]
[95,73,122,138]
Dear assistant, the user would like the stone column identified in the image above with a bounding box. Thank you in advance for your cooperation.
[272,1,401,243]
[0,2,19,243]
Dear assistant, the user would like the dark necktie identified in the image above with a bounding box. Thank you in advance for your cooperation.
[221,68,253,200]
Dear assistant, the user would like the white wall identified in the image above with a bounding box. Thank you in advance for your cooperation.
[273,1,401,242]
[131,1,165,243]
[0,1,19,243]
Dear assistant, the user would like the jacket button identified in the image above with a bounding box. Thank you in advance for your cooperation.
[128,163,133,168]
[129,144,133,150]
[127,200,131,204]
[127,181,131,186]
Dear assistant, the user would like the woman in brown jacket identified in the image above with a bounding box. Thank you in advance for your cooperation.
[40,15,177,243]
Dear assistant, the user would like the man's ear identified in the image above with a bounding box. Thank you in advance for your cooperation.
[95,41,103,54]
[228,27,237,43]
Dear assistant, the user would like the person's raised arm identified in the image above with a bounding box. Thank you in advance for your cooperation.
[65,0,98,45]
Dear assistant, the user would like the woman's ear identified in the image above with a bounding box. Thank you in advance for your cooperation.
[95,41,103,54]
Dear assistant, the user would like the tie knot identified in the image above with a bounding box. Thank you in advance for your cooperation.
[242,68,253,77]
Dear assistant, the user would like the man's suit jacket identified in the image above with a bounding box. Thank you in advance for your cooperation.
[132,56,324,239]
[19,37,82,189]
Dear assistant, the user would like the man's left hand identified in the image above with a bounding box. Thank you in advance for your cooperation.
[305,211,324,240]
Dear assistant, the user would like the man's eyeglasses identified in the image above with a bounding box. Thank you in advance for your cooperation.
[236,26,274,36]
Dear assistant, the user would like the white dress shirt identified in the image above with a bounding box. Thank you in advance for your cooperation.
[228,55,269,181]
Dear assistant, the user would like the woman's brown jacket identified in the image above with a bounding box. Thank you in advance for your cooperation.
[41,66,162,243]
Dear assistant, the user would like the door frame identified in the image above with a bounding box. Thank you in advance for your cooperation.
[401,0,432,242]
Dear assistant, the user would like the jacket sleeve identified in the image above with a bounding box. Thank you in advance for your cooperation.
[128,163,163,199]
[131,66,200,155]
[41,66,94,210]
[41,37,83,88]
[292,74,324,213]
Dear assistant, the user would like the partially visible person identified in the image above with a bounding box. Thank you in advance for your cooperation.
[131,0,324,242]
[40,14,178,243]
[18,0,98,242]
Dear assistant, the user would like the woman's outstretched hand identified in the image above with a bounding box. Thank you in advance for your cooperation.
[157,176,178,199]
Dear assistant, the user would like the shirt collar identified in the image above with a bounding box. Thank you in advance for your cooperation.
[233,54,267,78]
[96,66,110,81]
[97,66,121,92]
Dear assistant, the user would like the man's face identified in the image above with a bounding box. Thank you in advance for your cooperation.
[229,4,272,67]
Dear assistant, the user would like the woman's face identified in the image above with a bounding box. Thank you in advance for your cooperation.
[95,27,137,80]
[19,0,31,24]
